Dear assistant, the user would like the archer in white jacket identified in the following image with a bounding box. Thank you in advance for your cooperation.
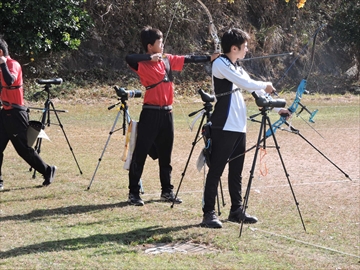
[201,28,290,229]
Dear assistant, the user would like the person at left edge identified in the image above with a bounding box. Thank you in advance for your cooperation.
[125,25,219,206]
[0,37,57,190]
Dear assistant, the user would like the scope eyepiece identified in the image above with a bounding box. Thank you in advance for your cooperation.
[198,89,215,103]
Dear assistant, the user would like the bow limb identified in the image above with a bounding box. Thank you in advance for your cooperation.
[196,0,221,53]
[274,24,326,87]
[265,25,326,137]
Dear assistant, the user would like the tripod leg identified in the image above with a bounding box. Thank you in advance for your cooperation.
[88,110,122,190]
[139,179,144,194]
[216,189,221,216]
[286,123,352,181]
[30,102,48,179]
[239,113,266,237]
[48,102,82,175]
[31,137,44,179]
[266,117,306,232]
[171,113,206,208]
[218,179,226,207]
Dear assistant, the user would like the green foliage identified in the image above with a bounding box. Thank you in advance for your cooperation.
[1,0,357,92]
[0,0,93,57]
[332,1,360,60]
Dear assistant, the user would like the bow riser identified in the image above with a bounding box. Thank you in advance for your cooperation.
[288,79,307,113]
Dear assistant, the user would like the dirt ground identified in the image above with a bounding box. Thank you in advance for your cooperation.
[170,97,359,239]
[0,96,359,268]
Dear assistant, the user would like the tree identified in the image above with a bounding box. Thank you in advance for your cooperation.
[332,0,360,77]
[0,0,93,58]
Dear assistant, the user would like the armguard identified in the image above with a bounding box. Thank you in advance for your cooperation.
[184,55,211,63]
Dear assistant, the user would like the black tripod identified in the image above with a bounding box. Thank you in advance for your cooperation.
[239,95,306,237]
[171,89,225,215]
[29,78,82,178]
[87,96,144,192]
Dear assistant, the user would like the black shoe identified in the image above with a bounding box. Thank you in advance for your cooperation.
[128,193,144,206]
[228,207,258,224]
[160,191,183,204]
[43,165,57,186]
[0,180,3,190]
[200,210,222,228]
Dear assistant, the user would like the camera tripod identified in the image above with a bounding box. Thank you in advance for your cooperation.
[29,78,82,178]
[171,89,225,215]
[239,106,306,237]
[87,98,144,192]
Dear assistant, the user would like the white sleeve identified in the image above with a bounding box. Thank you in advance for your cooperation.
[213,58,285,112]
[212,58,268,94]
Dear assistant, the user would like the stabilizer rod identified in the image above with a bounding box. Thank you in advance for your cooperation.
[285,122,352,181]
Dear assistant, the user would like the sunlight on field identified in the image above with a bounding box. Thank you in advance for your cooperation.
[0,95,359,269]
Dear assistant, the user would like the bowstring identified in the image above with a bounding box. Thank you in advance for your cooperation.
[163,0,193,130]
[163,0,181,48]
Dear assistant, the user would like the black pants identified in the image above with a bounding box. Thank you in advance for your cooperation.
[128,108,174,194]
[203,129,246,213]
[0,108,49,178]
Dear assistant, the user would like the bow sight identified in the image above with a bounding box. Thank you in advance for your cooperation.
[114,86,142,100]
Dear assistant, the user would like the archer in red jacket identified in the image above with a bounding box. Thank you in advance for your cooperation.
[0,37,56,190]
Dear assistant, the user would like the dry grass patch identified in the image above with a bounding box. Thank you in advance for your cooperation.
[0,94,359,269]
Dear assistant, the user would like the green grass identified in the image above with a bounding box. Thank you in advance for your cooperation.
[0,94,359,269]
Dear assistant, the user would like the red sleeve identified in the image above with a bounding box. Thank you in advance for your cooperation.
[130,54,185,107]
[0,58,24,108]
[165,54,185,71]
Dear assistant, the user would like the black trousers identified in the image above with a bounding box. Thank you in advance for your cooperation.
[203,129,246,213]
[128,108,174,194]
[0,108,49,178]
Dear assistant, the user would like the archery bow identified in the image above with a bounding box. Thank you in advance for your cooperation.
[164,0,220,54]
[163,0,220,131]
[196,0,221,53]
[265,24,326,138]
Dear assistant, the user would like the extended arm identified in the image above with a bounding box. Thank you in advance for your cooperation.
[125,54,152,70]
[0,61,15,86]
[184,55,211,63]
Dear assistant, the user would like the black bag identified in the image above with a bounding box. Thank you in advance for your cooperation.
[201,122,212,167]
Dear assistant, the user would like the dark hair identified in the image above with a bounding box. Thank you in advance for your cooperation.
[140,26,163,52]
[221,28,250,54]
[0,37,9,56]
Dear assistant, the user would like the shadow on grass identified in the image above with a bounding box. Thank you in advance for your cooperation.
[0,224,200,259]
[0,198,189,222]
[0,184,48,194]
[0,202,129,222]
